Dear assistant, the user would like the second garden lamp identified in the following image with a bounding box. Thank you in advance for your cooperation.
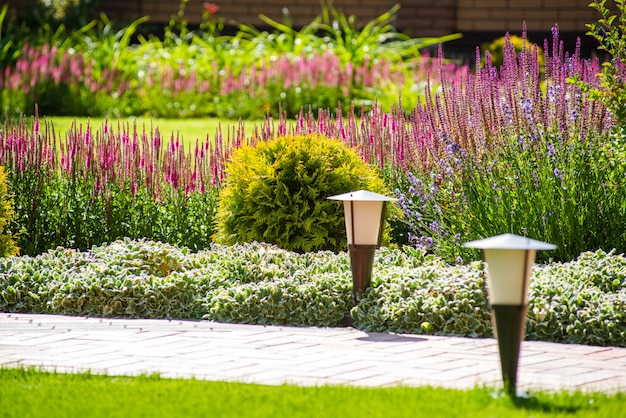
[464,233,556,397]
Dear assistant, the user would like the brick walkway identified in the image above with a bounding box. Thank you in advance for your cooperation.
[1,313,625,393]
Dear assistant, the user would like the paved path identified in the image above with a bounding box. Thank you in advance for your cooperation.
[1,313,625,393]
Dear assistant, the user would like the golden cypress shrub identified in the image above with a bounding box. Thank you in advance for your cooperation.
[214,134,391,253]
[0,166,18,257]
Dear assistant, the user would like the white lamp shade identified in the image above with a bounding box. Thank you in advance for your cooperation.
[464,233,556,306]
[343,200,383,245]
[328,190,397,246]
[483,248,535,305]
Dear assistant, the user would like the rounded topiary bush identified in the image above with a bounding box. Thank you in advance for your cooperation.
[214,134,390,252]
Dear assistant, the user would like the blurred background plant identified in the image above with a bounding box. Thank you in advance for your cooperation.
[0,1,460,119]
[27,0,102,31]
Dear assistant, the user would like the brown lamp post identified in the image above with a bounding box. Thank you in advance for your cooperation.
[328,190,396,321]
[464,233,556,397]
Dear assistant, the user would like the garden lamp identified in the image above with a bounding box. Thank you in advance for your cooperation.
[464,233,556,397]
[328,190,396,307]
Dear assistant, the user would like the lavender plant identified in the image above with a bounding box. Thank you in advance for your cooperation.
[394,27,615,263]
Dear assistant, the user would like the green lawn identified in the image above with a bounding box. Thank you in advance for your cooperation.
[43,116,261,144]
[1,368,623,418]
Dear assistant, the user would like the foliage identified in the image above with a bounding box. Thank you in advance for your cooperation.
[0,24,616,262]
[233,3,325,59]
[0,166,18,257]
[204,246,353,326]
[1,115,221,255]
[396,130,626,263]
[4,368,624,418]
[391,26,612,263]
[315,2,461,66]
[229,27,611,260]
[0,239,624,347]
[0,2,461,119]
[0,239,353,326]
[354,246,626,347]
[528,249,626,346]
[0,5,28,68]
[25,0,102,32]
[584,0,626,138]
[351,247,491,336]
[0,43,123,116]
[214,134,390,253]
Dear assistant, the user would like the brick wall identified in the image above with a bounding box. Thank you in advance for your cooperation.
[456,0,605,33]
[97,0,607,39]
[397,0,457,37]
[4,0,37,11]
[5,0,612,53]
[99,0,397,32]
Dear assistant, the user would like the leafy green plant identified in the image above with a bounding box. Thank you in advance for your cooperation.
[2,115,220,255]
[214,134,390,253]
[396,129,626,264]
[351,247,491,336]
[0,4,28,68]
[528,249,626,346]
[316,2,460,67]
[585,0,626,137]
[0,0,463,119]
[234,5,324,60]
[0,239,624,347]
[26,0,102,32]
[0,166,18,257]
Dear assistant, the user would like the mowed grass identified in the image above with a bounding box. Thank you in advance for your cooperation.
[1,368,624,418]
[43,116,261,145]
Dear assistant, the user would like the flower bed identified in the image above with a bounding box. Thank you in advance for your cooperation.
[0,239,623,347]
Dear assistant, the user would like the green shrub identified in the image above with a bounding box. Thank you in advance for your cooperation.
[584,0,626,137]
[214,134,391,253]
[0,166,18,257]
[0,239,623,346]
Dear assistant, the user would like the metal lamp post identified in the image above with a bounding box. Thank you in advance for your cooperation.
[463,233,556,397]
[328,190,397,310]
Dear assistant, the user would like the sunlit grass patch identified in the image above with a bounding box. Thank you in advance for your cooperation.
[1,367,624,418]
